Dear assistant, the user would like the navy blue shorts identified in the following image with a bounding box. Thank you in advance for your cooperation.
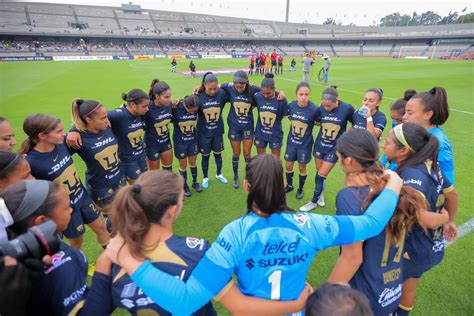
[228,128,254,142]
[63,200,101,239]
[254,138,282,150]
[122,158,148,181]
[174,141,199,160]
[146,141,172,161]
[198,135,224,155]
[88,177,126,209]
[313,145,338,163]
[285,145,312,164]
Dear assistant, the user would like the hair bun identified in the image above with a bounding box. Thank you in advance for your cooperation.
[265,73,274,79]
[132,184,141,194]
[404,89,417,101]
[429,87,437,95]
[330,85,338,89]
[121,93,128,102]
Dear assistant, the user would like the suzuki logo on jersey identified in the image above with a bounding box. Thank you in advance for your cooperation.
[245,258,255,270]
[186,237,204,249]
[378,284,402,307]
[216,236,232,252]
[263,238,301,255]
[203,107,221,124]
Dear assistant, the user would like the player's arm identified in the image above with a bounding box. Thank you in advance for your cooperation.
[219,282,312,315]
[443,186,459,241]
[327,242,363,283]
[65,126,83,149]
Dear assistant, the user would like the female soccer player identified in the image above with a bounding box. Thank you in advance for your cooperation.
[145,79,173,171]
[0,152,33,192]
[68,89,149,183]
[285,82,318,200]
[264,54,271,74]
[382,123,458,316]
[103,154,404,315]
[290,58,296,72]
[380,89,416,170]
[353,88,387,140]
[300,86,355,212]
[402,87,455,185]
[253,73,288,158]
[221,70,260,188]
[172,95,202,196]
[2,180,88,315]
[21,114,109,249]
[70,98,126,223]
[248,55,255,75]
[196,72,229,189]
[277,55,284,74]
[80,170,311,315]
[327,128,449,315]
[0,117,17,152]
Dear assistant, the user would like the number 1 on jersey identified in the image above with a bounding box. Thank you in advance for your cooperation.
[268,270,282,300]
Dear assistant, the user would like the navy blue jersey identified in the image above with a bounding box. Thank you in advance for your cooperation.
[26,144,89,206]
[353,110,387,134]
[69,127,124,193]
[336,187,404,315]
[108,106,146,163]
[253,92,289,143]
[400,162,453,276]
[315,101,355,152]
[287,101,319,149]
[172,101,198,144]
[221,83,260,132]
[82,235,216,316]
[29,241,88,316]
[196,89,229,138]
[144,101,173,146]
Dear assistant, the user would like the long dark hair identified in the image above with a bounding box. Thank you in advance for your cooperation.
[20,114,61,154]
[110,170,183,260]
[337,129,422,244]
[245,154,294,215]
[412,87,449,126]
[148,78,171,100]
[390,89,417,114]
[197,72,217,94]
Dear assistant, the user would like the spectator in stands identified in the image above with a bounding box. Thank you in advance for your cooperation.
[305,283,373,316]
[323,55,331,84]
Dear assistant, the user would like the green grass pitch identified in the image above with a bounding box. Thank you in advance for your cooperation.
[1,57,473,315]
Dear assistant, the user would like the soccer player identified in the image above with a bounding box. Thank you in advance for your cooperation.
[270,49,277,73]
[380,89,416,170]
[353,88,387,140]
[0,152,34,192]
[0,117,17,152]
[171,58,177,72]
[277,55,284,74]
[290,58,296,72]
[248,55,255,75]
[103,153,404,315]
[402,87,455,185]
[253,73,288,158]
[189,60,196,77]
[2,180,88,315]
[81,170,310,315]
[145,79,173,171]
[259,51,266,74]
[172,95,202,196]
[264,54,271,74]
[327,128,449,315]
[300,86,355,212]
[220,71,260,188]
[70,99,126,226]
[382,123,458,316]
[285,82,318,200]
[21,114,109,249]
[67,89,149,183]
[196,72,229,189]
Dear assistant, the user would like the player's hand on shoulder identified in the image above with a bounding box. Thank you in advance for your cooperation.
[66,131,82,149]
[382,169,403,194]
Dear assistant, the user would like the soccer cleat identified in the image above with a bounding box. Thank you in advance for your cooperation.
[285,185,294,193]
[317,193,325,207]
[299,201,318,212]
[192,182,203,193]
[233,177,239,189]
[216,174,228,184]
[202,177,209,189]
[296,188,304,200]
[184,186,192,197]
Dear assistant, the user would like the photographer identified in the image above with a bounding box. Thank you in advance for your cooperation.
[302,54,314,82]
[1,180,88,315]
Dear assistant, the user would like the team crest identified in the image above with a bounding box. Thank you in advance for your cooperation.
[293,213,309,226]
[186,237,202,249]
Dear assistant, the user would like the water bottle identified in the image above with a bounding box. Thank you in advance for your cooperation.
[358,105,369,117]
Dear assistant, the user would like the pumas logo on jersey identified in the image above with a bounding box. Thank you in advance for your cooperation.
[378,284,402,307]
[432,240,445,253]
[186,237,204,249]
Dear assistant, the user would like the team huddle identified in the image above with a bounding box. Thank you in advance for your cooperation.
[0,68,458,316]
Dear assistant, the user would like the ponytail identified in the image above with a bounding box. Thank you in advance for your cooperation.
[148,79,171,100]
[71,98,102,132]
[20,114,61,154]
[412,87,449,126]
[110,170,183,260]
[121,89,149,106]
[261,73,275,90]
[390,89,417,113]
[198,72,217,94]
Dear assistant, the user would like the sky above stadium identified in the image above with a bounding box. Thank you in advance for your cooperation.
[21,0,473,26]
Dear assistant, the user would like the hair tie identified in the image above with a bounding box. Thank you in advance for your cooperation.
[132,184,142,194]
[429,88,436,95]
